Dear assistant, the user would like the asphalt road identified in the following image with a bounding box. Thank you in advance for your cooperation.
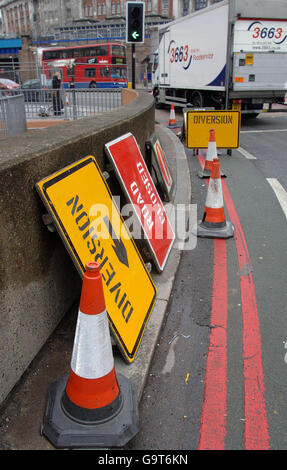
[125,108,287,450]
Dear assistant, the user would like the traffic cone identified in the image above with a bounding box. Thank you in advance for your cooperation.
[198,129,226,178]
[42,262,139,449]
[167,103,177,128]
[197,158,234,239]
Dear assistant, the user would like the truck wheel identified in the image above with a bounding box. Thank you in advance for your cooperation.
[191,91,203,108]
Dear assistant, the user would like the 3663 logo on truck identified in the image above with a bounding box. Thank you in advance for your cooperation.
[168,40,192,70]
[168,40,214,70]
[248,21,287,45]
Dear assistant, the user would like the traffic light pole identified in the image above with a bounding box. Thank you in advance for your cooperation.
[132,43,135,89]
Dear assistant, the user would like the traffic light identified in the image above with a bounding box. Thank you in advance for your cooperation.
[126,2,145,44]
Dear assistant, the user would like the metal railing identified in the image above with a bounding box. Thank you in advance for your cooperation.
[0,93,27,138]
[22,88,122,120]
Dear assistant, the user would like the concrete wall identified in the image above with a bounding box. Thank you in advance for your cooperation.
[0,90,155,406]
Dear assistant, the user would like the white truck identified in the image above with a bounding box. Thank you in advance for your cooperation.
[152,0,287,116]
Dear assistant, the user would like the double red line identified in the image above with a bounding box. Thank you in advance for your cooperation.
[197,153,270,450]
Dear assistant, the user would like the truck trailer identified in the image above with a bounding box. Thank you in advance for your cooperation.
[152,0,287,116]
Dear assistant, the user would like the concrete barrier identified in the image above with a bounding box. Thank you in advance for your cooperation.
[0,90,155,406]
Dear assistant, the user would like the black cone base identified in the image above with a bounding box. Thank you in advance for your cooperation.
[198,169,226,178]
[41,373,139,449]
[197,220,234,239]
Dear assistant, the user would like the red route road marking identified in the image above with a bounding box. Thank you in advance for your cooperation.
[198,239,228,450]
[197,152,269,450]
[222,179,270,450]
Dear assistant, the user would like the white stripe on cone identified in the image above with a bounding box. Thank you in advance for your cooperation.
[205,177,224,209]
[206,141,217,162]
[71,309,114,379]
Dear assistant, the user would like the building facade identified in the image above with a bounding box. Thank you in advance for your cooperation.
[0,0,224,84]
[0,0,223,40]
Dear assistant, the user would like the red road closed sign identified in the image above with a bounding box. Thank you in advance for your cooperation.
[105,133,175,272]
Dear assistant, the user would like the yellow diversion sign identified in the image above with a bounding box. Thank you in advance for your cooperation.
[36,156,157,363]
[186,110,241,149]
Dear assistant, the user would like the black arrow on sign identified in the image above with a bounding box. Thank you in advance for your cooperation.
[103,215,129,268]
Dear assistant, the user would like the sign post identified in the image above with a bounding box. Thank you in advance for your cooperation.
[36,156,156,363]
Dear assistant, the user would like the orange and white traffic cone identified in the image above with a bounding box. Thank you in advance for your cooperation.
[42,262,139,448]
[197,158,234,239]
[167,103,177,128]
[198,128,226,178]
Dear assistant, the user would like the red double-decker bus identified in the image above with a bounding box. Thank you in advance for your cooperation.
[41,42,128,89]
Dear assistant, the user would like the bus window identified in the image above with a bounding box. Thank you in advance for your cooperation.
[100,67,110,78]
[83,48,91,57]
[43,50,61,60]
[62,49,74,59]
[111,67,126,79]
[111,45,125,56]
[85,68,97,77]
[111,57,126,65]
[67,64,74,77]
[74,49,82,58]
[96,45,109,56]
[89,47,98,56]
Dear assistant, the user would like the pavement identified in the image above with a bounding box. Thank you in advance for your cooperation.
[0,120,191,450]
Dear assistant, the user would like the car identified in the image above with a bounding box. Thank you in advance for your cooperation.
[21,78,52,102]
[0,78,20,93]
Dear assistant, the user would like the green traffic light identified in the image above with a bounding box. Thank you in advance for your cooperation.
[126,2,145,43]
